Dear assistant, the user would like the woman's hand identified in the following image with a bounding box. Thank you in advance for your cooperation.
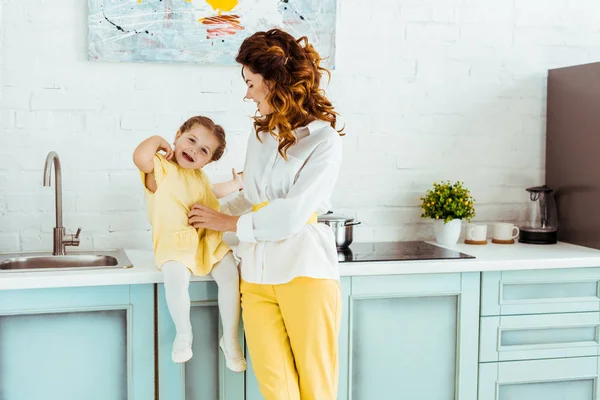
[188,204,239,232]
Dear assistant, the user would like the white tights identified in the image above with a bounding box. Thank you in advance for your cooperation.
[162,252,243,360]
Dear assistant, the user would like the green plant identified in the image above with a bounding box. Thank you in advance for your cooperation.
[419,180,476,223]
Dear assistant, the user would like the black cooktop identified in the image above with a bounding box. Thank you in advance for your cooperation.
[337,241,475,263]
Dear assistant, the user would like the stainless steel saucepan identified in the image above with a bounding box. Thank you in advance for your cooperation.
[318,211,361,249]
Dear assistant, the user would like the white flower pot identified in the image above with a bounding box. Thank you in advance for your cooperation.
[433,219,462,245]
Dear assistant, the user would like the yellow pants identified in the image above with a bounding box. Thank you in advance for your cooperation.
[241,277,341,400]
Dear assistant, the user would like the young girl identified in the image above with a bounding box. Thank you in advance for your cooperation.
[133,115,246,372]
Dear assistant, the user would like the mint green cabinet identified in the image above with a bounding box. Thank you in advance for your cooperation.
[480,268,600,400]
[157,281,245,400]
[348,272,480,400]
[9,264,600,400]
[0,284,154,400]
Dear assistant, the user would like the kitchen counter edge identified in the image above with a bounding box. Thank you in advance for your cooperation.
[2,241,600,290]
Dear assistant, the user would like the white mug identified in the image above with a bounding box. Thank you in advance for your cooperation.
[493,223,519,241]
[467,223,487,241]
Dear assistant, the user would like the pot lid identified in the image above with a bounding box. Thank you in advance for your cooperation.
[317,211,355,222]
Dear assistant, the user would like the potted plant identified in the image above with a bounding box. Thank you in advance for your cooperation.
[419,180,476,245]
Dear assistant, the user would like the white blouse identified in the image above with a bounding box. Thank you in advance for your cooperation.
[223,119,342,285]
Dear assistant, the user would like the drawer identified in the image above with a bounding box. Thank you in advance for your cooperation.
[479,357,600,400]
[480,312,600,362]
[481,269,600,316]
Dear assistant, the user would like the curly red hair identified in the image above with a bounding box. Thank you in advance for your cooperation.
[235,28,342,159]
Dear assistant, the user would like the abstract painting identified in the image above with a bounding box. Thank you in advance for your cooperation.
[88,0,337,67]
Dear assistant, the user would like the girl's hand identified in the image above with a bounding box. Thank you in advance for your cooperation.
[157,137,174,160]
[188,204,238,232]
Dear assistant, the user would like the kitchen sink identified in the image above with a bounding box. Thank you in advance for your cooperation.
[0,249,133,272]
[1,153,135,273]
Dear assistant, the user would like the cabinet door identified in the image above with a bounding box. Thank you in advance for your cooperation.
[158,281,244,400]
[347,272,480,400]
[244,277,352,400]
[0,284,154,400]
[479,357,600,399]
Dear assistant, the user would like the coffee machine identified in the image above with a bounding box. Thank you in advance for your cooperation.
[519,185,558,244]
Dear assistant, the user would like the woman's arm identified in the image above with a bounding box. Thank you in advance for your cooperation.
[188,206,240,232]
[189,134,342,240]
[237,135,342,242]
[133,135,173,192]
[187,191,251,232]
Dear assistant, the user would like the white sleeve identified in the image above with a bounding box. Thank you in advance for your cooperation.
[235,135,342,242]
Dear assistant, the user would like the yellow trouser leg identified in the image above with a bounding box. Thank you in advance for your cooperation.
[277,277,341,400]
[241,280,300,400]
[241,278,341,400]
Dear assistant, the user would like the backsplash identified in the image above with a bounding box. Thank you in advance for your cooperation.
[2,0,600,251]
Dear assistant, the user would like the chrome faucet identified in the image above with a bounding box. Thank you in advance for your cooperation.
[43,151,81,255]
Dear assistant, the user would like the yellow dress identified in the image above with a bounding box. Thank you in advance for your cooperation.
[140,154,231,276]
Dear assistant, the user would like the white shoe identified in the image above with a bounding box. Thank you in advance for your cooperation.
[172,333,193,363]
[219,336,247,372]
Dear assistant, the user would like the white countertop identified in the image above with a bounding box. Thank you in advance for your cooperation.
[2,241,600,290]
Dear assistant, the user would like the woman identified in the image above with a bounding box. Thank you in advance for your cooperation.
[188,28,343,400]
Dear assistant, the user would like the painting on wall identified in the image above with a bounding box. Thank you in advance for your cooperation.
[88,0,337,68]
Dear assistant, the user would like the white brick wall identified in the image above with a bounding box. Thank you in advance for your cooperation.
[1,0,600,252]
[0,0,2,104]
